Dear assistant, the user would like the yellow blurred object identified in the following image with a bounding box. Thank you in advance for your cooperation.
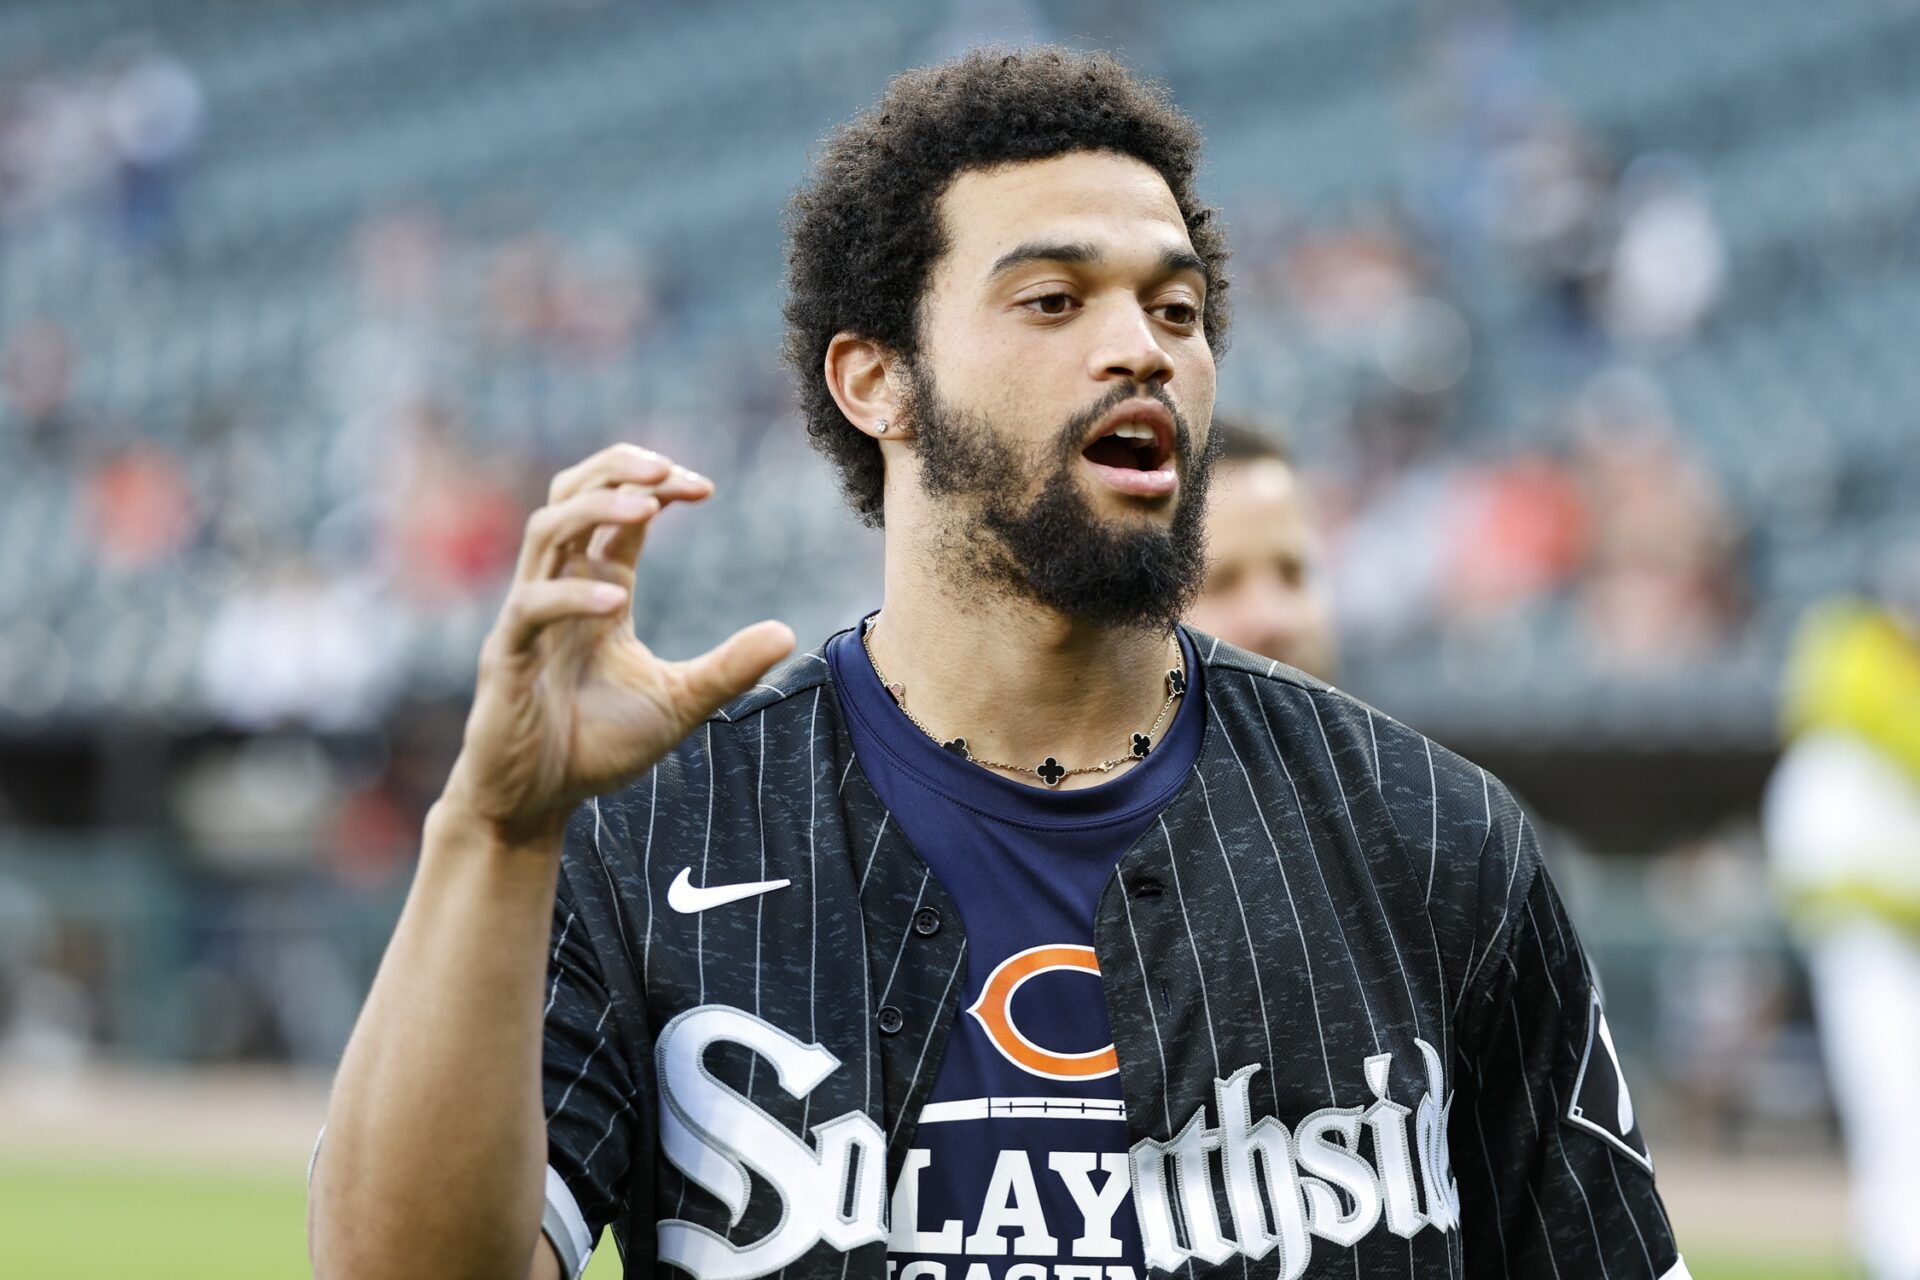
[1767,599,1920,938]
[1782,598,1920,781]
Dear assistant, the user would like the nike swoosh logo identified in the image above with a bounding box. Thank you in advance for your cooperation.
[667,866,792,914]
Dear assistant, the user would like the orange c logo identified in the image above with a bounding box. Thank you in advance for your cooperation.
[966,944,1118,1080]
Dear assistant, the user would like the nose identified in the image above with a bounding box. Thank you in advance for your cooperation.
[1086,302,1174,388]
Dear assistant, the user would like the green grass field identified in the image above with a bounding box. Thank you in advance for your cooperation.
[0,1159,1851,1280]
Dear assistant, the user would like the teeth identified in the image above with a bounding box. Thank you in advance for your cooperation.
[1109,422,1156,441]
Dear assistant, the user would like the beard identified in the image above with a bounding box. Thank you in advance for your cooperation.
[903,362,1218,633]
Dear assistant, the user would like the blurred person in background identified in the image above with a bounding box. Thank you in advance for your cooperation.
[1186,416,1336,680]
[1,316,87,464]
[1763,559,1920,1280]
[1570,370,1744,671]
[99,38,203,254]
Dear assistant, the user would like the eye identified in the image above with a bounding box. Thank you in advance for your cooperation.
[1023,292,1079,317]
[1156,301,1200,328]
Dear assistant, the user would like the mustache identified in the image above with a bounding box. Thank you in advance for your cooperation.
[1051,382,1194,463]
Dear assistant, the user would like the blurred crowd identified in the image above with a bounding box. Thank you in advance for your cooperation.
[1223,10,1745,676]
[0,37,203,253]
[0,12,1890,1210]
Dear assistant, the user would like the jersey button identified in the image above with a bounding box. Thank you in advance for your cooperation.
[912,907,942,937]
[876,1005,905,1035]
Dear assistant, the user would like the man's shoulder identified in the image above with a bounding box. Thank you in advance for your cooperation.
[1193,628,1522,853]
[704,634,841,728]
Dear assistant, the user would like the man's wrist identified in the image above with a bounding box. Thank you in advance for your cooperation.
[424,795,568,868]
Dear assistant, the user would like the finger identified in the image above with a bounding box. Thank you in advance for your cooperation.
[513,487,661,587]
[548,444,713,509]
[560,465,716,577]
[548,443,671,506]
[669,621,797,723]
[594,476,693,567]
[494,578,629,658]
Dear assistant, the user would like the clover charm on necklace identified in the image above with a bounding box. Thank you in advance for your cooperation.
[1166,667,1186,697]
[1131,733,1152,759]
[942,737,971,760]
[1036,757,1067,787]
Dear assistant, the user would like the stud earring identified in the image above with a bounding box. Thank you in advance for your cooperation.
[875,419,890,434]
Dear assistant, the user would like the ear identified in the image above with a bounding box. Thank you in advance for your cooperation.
[824,332,907,439]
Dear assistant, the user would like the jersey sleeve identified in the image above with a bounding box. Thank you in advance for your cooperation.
[1451,847,1688,1279]
[540,800,646,1279]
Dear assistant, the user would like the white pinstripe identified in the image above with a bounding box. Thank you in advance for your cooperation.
[590,797,637,992]
[798,689,822,1140]
[1157,816,1222,1072]
[748,712,768,1099]
[839,749,877,1280]
[581,1094,635,1170]
[1249,679,1380,1054]
[545,911,575,1016]
[1460,785,1521,1000]
[876,870,929,1010]
[1470,1091,1512,1273]
[856,812,889,896]
[1647,1177,1677,1244]
[1309,698,1421,1045]
[1155,813,1252,1280]
[1424,737,1439,904]
[1360,710,1456,1058]
[674,736,717,1224]
[1507,1003,1541,1136]
[1525,908,1562,1009]
[640,772,657,985]
[888,943,966,1147]
[1116,867,1175,1133]
[1223,681,1335,1095]
[837,754,856,794]
[548,1002,614,1120]
[1604,1148,1656,1275]
[777,694,826,1280]
[1191,770,1277,1091]
[1526,1183,1567,1280]
[696,723,715,1004]
[1543,1076,1613,1280]
[1353,707,1453,1280]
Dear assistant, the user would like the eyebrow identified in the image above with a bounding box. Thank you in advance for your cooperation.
[985,240,1207,285]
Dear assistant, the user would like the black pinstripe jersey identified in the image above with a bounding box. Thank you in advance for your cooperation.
[537,627,1687,1280]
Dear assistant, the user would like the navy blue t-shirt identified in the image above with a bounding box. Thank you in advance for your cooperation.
[825,616,1205,1280]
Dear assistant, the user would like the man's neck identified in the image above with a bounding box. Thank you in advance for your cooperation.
[865,558,1183,793]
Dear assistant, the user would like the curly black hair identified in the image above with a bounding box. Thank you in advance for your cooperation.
[781,46,1231,527]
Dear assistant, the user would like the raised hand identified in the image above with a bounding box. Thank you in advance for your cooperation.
[442,443,794,844]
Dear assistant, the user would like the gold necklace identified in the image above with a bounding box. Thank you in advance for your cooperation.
[860,614,1187,787]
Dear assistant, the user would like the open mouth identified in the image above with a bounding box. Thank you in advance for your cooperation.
[1081,421,1172,472]
[1079,402,1175,473]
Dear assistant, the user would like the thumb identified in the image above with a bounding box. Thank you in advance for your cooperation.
[672,620,797,723]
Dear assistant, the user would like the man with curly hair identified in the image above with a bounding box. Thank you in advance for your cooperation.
[311,47,1686,1280]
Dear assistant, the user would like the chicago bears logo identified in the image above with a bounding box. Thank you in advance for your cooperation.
[966,943,1118,1080]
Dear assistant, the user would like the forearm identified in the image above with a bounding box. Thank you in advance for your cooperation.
[311,800,564,1280]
